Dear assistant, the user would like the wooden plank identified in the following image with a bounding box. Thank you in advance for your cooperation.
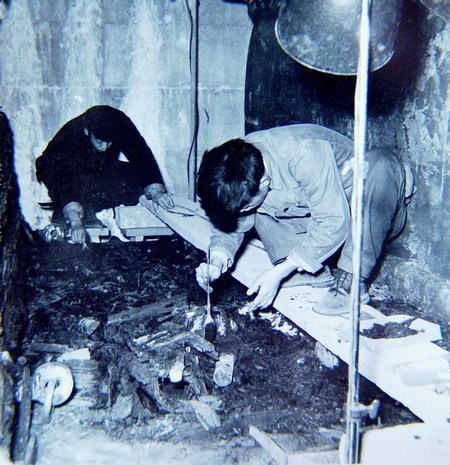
[360,423,450,465]
[140,195,450,439]
[249,425,340,465]
[115,204,169,228]
[122,227,173,237]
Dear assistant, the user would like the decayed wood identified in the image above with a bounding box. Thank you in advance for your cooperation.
[183,351,207,397]
[142,331,189,350]
[184,400,221,430]
[213,353,236,387]
[141,331,219,361]
[46,359,104,409]
[11,366,32,463]
[169,353,185,383]
[185,332,219,361]
[127,358,173,413]
[24,343,70,355]
[107,295,186,325]
[141,378,173,413]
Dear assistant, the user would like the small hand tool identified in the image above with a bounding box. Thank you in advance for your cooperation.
[204,250,217,342]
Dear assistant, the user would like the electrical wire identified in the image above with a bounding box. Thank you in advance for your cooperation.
[183,0,200,201]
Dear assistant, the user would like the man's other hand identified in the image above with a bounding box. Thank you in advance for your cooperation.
[246,258,298,310]
[246,268,283,311]
[151,191,174,209]
[144,183,174,210]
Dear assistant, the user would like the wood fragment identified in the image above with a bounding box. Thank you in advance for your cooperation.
[184,400,221,430]
[185,332,219,361]
[169,353,185,383]
[183,352,207,396]
[145,331,189,350]
[142,378,173,413]
[12,366,32,463]
[142,331,219,361]
[107,295,186,325]
[24,343,70,355]
[249,424,288,465]
[213,353,236,387]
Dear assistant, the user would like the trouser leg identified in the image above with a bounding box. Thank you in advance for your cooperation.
[255,214,308,264]
[90,162,145,212]
[338,149,407,278]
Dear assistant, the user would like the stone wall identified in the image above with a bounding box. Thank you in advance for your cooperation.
[0,0,251,230]
[379,7,449,321]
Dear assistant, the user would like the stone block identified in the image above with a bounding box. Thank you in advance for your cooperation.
[103,24,132,87]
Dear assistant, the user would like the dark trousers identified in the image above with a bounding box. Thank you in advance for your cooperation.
[89,161,145,212]
[51,161,145,225]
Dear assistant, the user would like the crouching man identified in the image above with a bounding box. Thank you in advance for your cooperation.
[36,105,173,244]
[195,124,413,316]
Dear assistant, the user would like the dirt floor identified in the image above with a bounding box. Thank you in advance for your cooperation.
[14,234,432,464]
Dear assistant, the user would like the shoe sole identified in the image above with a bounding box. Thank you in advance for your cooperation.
[281,267,334,289]
[282,276,334,289]
[313,293,370,316]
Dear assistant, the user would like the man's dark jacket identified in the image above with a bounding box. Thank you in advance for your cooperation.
[36,105,164,213]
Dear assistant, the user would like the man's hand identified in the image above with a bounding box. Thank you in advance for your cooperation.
[63,202,87,246]
[246,268,284,310]
[151,190,174,209]
[246,258,298,310]
[144,183,174,210]
[70,221,86,245]
[195,262,222,292]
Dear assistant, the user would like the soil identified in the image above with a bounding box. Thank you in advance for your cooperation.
[17,235,425,464]
[361,321,418,339]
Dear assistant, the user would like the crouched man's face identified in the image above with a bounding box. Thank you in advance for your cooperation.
[84,128,112,152]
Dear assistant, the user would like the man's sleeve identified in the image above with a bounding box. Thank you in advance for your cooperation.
[35,137,83,210]
[209,214,255,271]
[116,114,164,187]
[287,140,350,273]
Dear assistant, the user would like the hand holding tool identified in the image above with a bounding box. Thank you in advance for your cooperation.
[204,250,217,342]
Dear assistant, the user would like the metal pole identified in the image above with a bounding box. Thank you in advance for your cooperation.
[345,0,371,463]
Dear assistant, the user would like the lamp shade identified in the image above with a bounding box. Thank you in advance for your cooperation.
[275,0,403,76]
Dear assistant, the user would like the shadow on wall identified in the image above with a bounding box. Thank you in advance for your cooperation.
[0,111,28,353]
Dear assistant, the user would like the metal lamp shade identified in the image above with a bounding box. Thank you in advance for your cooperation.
[275,0,403,76]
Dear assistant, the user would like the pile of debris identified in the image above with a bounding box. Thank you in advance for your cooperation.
[11,235,421,464]
[23,295,238,433]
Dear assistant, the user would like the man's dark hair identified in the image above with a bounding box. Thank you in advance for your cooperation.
[197,138,265,232]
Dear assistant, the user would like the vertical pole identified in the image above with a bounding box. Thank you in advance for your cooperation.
[188,0,199,201]
[345,0,371,463]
